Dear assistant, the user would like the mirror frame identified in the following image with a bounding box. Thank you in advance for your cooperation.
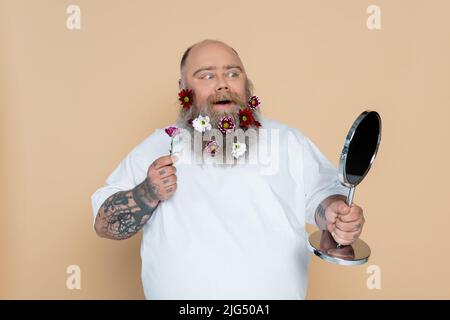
[338,110,382,188]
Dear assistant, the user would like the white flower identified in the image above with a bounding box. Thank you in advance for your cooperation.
[231,141,247,159]
[192,115,212,132]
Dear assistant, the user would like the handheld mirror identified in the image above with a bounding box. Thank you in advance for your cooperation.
[308,110,382,266]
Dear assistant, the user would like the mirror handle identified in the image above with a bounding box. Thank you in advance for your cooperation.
[346,186,355,206]
[336,186,356,249]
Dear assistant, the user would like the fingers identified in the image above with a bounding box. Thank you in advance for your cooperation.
[332,217,364,245]
[332,228,358,246]
[331,230,350,246]
[145,155,179,202]
[337,202,351,216]
[151,175,177,201]
[338,205,363,223]
[160,174,177,187]
[155,165,177,179]
[160,183,177,200]
[335,216,364,232]
[325,200,348,225]
[332,209,365,245]
[165,183,177,194]
[326,200,365,245]
[153,155,177,169]
[334,225,361,242]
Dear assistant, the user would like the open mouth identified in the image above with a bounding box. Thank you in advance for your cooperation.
[214,99,232,106]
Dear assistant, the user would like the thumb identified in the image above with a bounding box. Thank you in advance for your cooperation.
[328,200,350,216]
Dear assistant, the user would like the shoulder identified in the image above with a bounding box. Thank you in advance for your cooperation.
[259,116,308,143]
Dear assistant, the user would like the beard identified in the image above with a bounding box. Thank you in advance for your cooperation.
[174,85,262,167]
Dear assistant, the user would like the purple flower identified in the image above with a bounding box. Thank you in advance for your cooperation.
[205,140,219,157]
[165,126,180,137]
[247,95,261,110]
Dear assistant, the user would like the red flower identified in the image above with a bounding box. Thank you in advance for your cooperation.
[178,89,193,109]
[238,108,255,129]
[247,95,261,110]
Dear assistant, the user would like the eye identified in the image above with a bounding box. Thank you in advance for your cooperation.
[227,71,239,78]
[201,73,215,80]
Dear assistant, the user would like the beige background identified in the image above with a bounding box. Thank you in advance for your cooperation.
[1,0,449,299]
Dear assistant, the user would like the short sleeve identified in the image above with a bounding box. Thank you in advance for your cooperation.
[90,128,170,229]
[301,135,349,227]
[90,147,141,228]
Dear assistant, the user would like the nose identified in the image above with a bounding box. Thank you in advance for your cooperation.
[215,75,229,92]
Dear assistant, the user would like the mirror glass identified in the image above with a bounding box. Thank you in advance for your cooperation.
[340,111,381,187]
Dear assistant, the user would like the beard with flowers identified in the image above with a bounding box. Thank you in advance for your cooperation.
[168,80,263,166]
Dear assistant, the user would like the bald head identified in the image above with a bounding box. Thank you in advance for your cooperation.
[179,40,241,76]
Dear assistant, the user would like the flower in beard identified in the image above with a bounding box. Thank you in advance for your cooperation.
[178,89,193,109]
[217,115,235,134]
[238,108,255,129]
[192,114,212,132]
[205,139,219,157]
[247,95,261,110]
[231,141,247,159]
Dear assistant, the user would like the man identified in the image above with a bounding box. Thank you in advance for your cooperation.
[91,39,365,299]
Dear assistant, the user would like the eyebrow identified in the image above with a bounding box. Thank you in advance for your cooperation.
[192,64,243,77]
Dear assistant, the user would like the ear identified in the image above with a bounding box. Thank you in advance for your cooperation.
[178,79,182,90]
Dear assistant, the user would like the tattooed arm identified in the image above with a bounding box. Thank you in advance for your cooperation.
[94,181,159,240]
[94,155,178,240]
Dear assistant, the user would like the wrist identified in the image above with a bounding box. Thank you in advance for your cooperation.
[321,194,347,210]
[133,179,159,209]
[314,194,347,230]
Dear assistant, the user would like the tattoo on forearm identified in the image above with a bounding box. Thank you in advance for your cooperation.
[98,179,160,240]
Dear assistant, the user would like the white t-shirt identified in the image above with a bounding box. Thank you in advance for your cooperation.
[91,116,348,299]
